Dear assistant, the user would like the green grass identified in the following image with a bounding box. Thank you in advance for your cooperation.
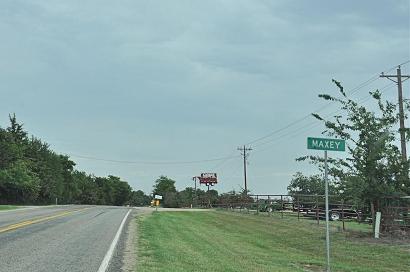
[246,211,373,233]
[0,205,21,211]
[136,211,409,272]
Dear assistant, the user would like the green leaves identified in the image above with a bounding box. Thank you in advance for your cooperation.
[287,172,337,196]
[332,79,347,97]
[295,79,408,209]
[311,113,323,121]
[0,114,135,205]
[0,160,40,203]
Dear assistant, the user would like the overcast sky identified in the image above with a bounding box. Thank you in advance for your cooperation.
[1,0,409,195]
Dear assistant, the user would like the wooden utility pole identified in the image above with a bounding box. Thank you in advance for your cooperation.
[380,65,410,160]
[238,145,252,194]
[192,176,197,207]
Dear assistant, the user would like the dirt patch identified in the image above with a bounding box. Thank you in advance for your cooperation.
[344,230,410,248]
[291,262,325,272]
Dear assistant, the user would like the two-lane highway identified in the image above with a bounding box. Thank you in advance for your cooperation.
[0,205,131,272]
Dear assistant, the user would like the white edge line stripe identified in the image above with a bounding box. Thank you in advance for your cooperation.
[97,209,131,272]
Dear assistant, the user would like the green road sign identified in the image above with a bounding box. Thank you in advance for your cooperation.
[307,137,345,152]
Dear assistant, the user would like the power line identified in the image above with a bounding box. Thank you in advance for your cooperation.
[243,61,409,147]
[211,79,397,175]
[210,150,239,171]
[63,62,408,174]
[244,77,376,146]
[68,153,240,165]
[251,83,396,154]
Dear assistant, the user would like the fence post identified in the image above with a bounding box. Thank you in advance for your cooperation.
[375,212,381,238]
[297,195,300,221]
[341,199,345,231]
[316,195,320,225]
[371,202,375,233]
[281,195,284,219]
[256,195,259,215]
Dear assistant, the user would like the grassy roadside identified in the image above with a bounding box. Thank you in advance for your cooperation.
[136,211,409,272]
[0,205,21,211]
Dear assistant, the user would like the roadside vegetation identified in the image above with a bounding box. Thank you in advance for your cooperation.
[0,205,20,211]
[0,115,239,207]
[293,81,410,230]
[136,211,409,272]
[0,114,144,206]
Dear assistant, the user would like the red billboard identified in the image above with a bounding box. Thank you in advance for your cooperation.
[199,173,217,185]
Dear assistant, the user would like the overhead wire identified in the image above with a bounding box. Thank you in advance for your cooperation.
[242,61,408,148]
[251,82,394,149]
[68,153,240,165]
[209,150,240,171]
[250,82,396,155]
[212,63,406,185]
[244,77,377,146]
[65,61,407,169]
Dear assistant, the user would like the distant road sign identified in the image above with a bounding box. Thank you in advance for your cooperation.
[307,137,345,152]
[154,195,163,200]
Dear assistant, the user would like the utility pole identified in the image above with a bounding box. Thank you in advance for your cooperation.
[192,176,198,207]
[380,65,410,161]
[238,145,252,194]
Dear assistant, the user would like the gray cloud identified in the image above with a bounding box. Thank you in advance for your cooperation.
[0,0,409,194]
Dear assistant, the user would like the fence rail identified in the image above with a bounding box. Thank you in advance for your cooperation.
[212,194,410,234]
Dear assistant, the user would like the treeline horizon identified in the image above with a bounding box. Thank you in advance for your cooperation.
[0,114,151,206]
[2,114,347,209]
[0,114,239,207]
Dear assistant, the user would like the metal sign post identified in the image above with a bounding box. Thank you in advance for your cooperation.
[324,150,330,272]
[154,195,162,212]
[307,137,345,272]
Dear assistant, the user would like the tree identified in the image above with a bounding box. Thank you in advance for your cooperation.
[298,80,408,229]
[0,114,28,171]
[206,189,219,206]
[152,176,177,197]
[163,191,179,208]
[0,114,137,206]
[0,160,40,203]
[217,190,253,207]
[287,172,336,196]
[129,190,151,206]
[7,114,28,144]
[71,171,98,204]
[177,187,196,207]
[108,175,132,206]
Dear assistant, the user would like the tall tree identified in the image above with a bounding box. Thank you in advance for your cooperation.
[7,113,28,144]
[129,190,151,206]
[299,80,408,228]
[152,176,178,207]
[0,160,40,204]
[152,176,177,196]
[0,114,137,206]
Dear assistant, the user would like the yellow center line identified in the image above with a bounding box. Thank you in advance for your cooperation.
[0,207,91,234]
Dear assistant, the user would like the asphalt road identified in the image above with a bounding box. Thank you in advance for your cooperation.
[0,205,131,272]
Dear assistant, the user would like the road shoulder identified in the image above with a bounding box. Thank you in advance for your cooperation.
[109,208,152,272]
